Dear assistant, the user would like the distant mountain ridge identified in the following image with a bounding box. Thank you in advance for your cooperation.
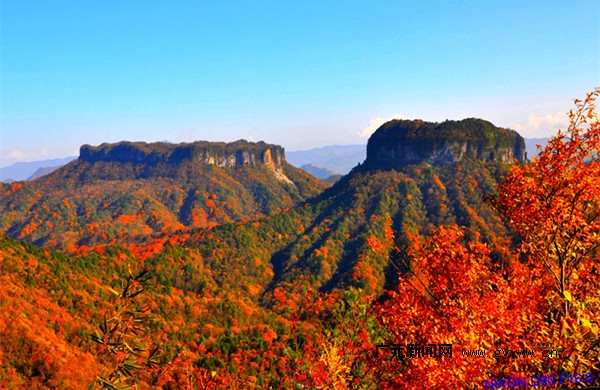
[287,144,366,174]
[299,164,338,179]
[524,137,551,158]
[0,156,76,182]
[27,166,63,181]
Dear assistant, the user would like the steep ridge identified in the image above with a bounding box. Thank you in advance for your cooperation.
[0,140,327,255]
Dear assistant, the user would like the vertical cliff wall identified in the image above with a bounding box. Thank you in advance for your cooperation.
[364,118,526,169]
[79,140,286,169]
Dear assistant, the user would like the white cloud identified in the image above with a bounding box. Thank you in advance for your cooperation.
[514,111,570,137]
[2,147,68,167]
[357,115,404,138]
[7,150,26,160]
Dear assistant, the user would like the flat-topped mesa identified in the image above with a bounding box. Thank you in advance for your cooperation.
[79,140,285,169]
[365,118,527,170]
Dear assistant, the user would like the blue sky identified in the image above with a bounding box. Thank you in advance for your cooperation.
[1,1,599,167]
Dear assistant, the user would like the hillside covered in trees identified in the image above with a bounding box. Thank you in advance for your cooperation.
[0,140,327,258]
[1,90,600,389]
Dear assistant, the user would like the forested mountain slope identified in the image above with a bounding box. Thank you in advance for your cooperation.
[182,119,525,306]
[5,113,589,389]
[0,140,327,256]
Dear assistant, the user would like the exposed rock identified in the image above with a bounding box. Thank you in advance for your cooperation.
[79,139,296,182]
[364,118,526,170]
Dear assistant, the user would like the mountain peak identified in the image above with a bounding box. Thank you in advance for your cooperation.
[364,118,526,170]
[79,139,285,169]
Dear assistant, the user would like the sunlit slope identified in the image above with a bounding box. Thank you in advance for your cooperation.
[0,140,327,254]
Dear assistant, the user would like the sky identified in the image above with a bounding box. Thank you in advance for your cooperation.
[1,1,599,167]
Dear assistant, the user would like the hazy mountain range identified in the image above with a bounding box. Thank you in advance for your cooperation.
[0,156,76,182]
[286,144,367,175]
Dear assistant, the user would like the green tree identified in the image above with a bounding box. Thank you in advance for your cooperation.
[89,267,163,389]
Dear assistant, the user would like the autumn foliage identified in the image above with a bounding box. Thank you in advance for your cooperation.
[495,88,600,372]
[1,89,600,388]
[373,88,600,388]
[373,225,547,388]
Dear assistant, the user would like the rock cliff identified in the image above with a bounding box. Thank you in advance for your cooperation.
[364,118,526,169]
[79,140,285,169]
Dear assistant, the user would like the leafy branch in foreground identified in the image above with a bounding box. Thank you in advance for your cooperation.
[494,87,600,372]
[89,266,164,390]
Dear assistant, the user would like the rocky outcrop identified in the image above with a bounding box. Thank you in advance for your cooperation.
[80,140,284,168]
[364,118,526,170]
[79,140,293,183]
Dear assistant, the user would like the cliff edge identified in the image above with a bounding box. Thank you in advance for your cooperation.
[364,118,526,170]
[79,139,285,169]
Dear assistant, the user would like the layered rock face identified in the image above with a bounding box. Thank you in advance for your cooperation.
[79,140,285,169]
[365,118,526,169]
